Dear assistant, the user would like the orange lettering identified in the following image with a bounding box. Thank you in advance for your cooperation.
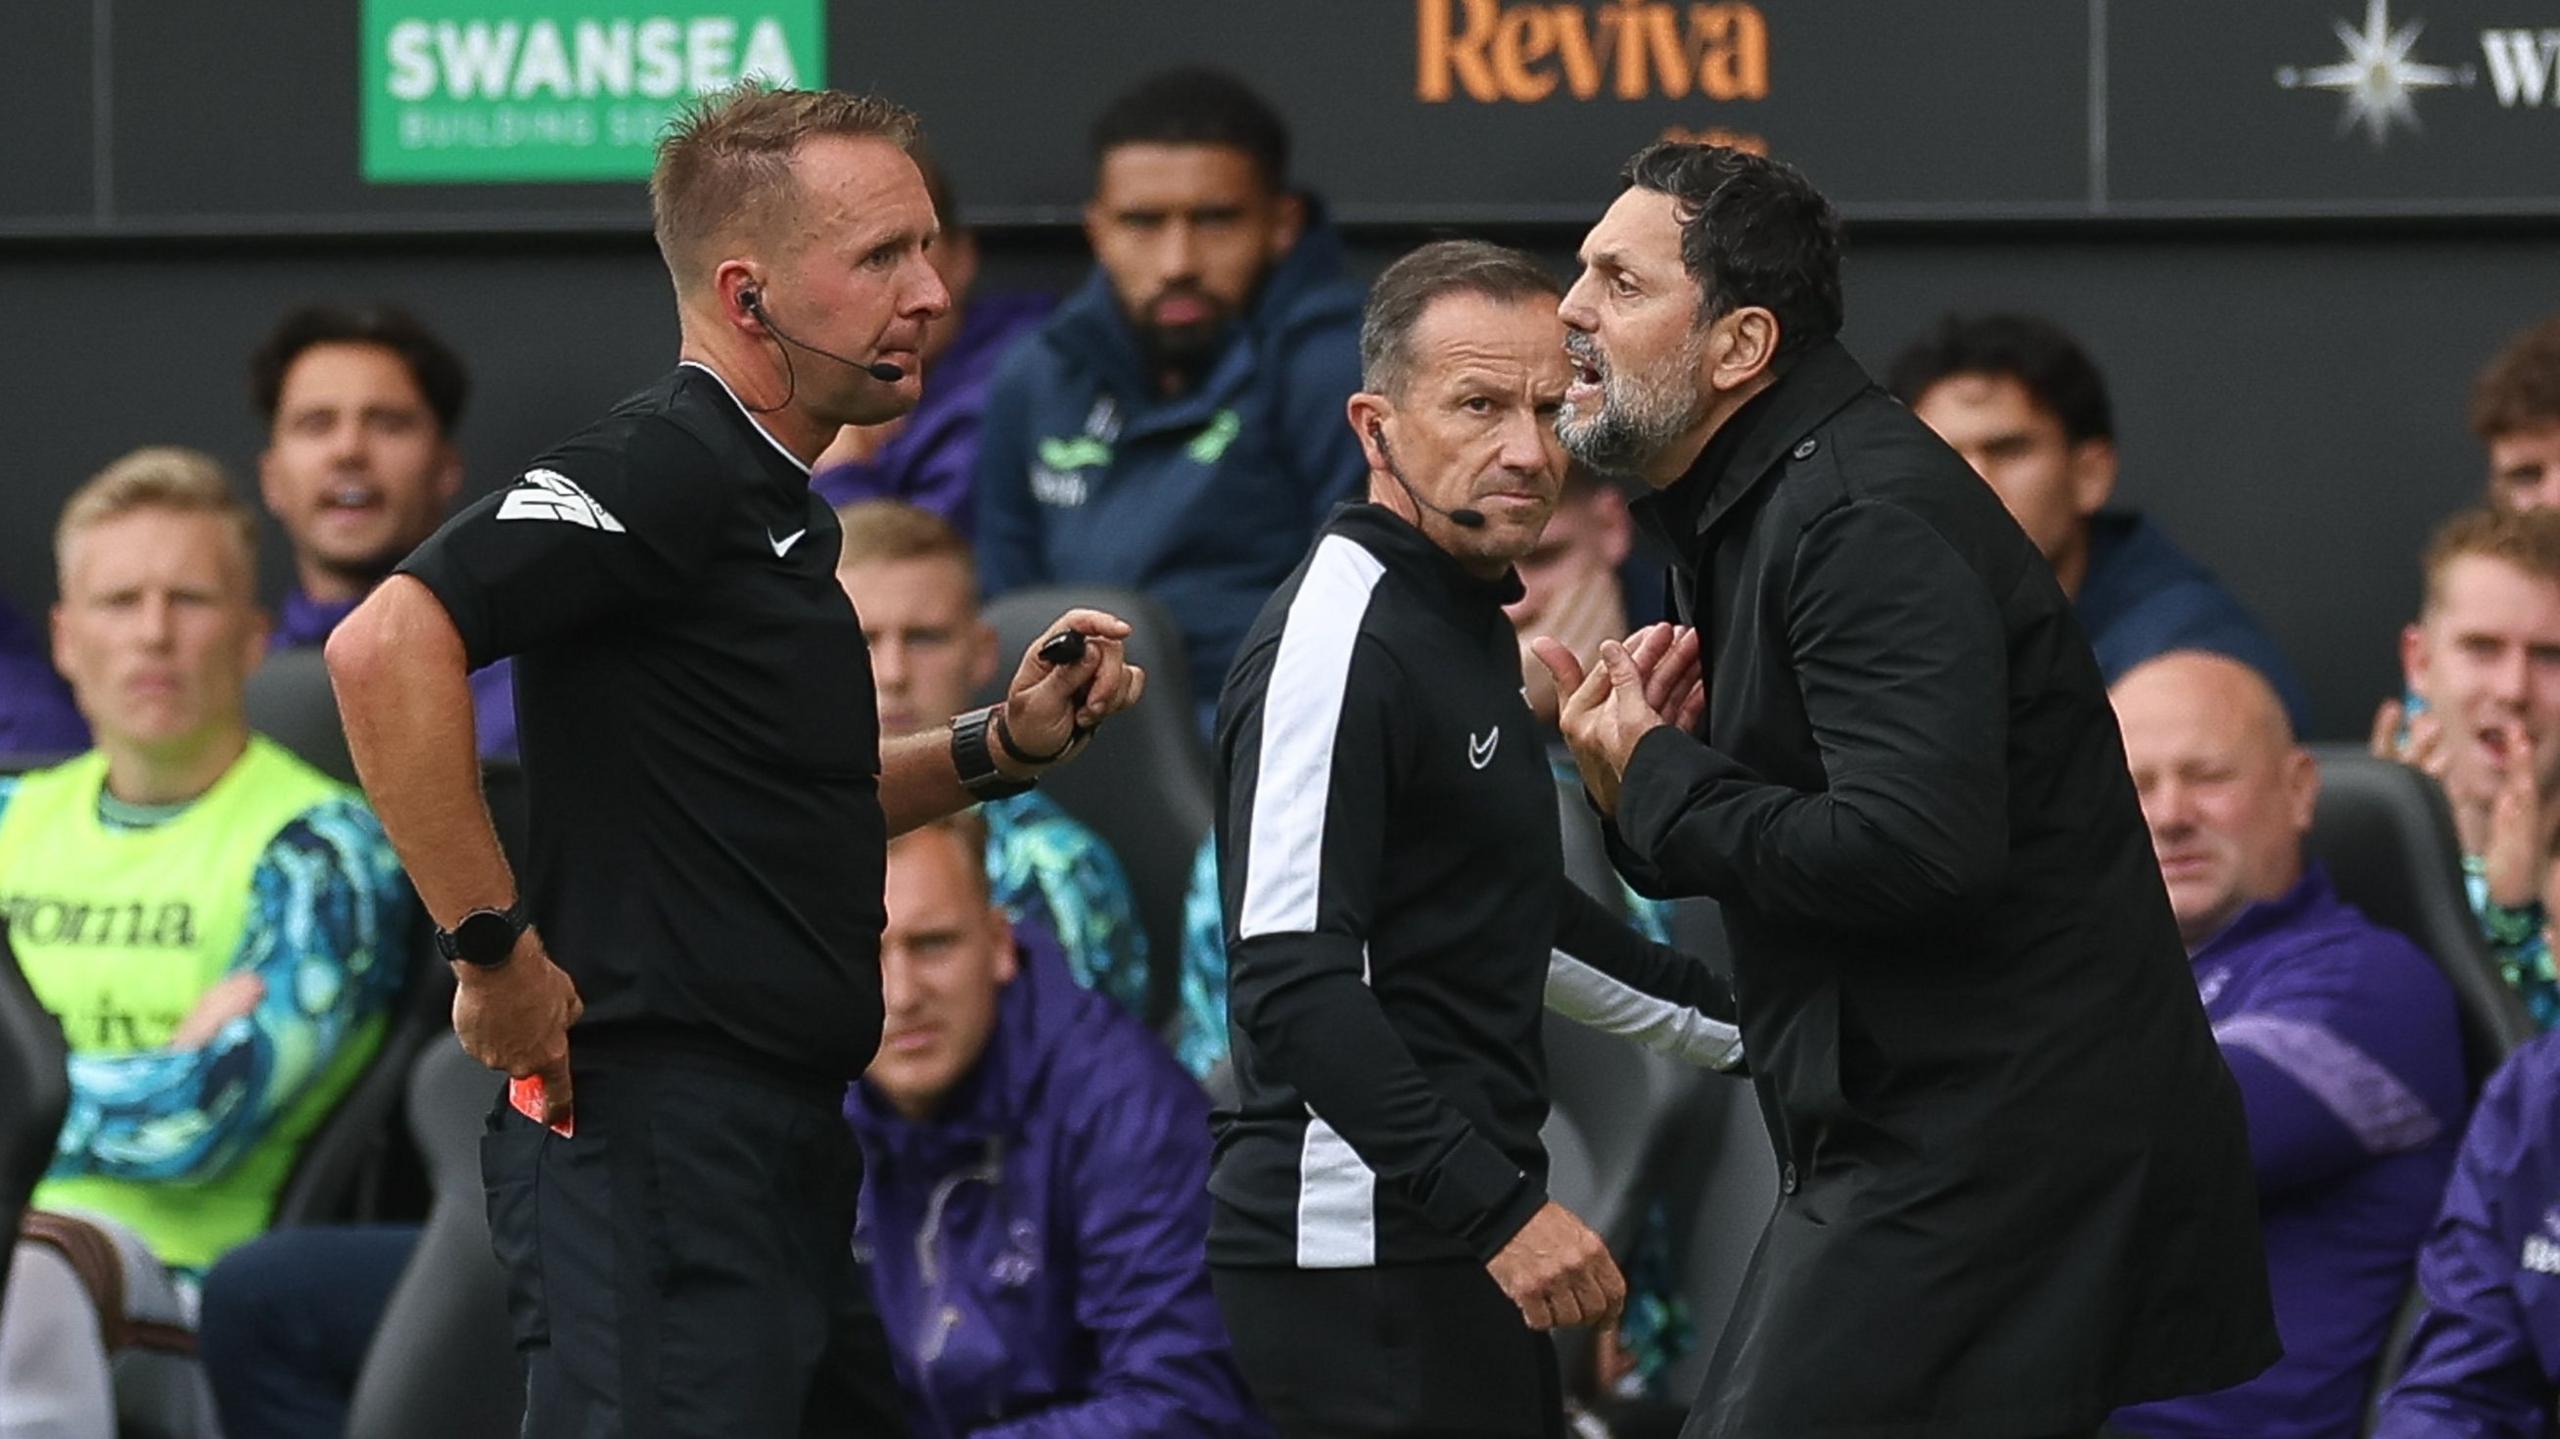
[1494,7,1557,101]
[1549,4,1607,98]
[1418,0,1503,103]
[1640,4,1690,98]
[1660,123,1768,155]
[1609,0,1650,98]
[1695,4,1768,100]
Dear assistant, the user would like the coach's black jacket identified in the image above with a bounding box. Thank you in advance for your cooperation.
[1610,340,2279,1439]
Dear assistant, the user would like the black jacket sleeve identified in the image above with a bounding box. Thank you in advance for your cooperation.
[1223,635,1545,1258]
[1612,500,2011,931]
[1544,884,1743,1071]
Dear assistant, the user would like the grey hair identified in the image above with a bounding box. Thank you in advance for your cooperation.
[1359,239,1564,397]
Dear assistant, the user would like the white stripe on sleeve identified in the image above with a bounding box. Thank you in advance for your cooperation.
[1237,534,1389,940]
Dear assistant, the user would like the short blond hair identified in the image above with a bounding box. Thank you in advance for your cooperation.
[834,499,972,578]
[890,808,992,901]
[651,82,921,298]
[55,447,257,593]
[2422,504,2560,614]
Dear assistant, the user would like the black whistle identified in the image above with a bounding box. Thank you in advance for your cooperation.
[1038,630,1088,667]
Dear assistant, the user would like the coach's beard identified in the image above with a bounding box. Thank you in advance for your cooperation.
[1557,329,1712,480]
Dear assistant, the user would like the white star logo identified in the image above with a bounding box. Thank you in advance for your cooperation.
[2276,0,2474,148]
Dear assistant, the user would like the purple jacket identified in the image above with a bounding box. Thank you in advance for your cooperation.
[812,291,1053,534]
[0,595,86,757]
[844,926,1270,1439]
[274,588,517,759]
[2375,1031,2560,1438]
[2117,867,2468,1439]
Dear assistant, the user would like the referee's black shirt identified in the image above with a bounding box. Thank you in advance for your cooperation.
[1211,504,1734,1270]
[399,362,885,1084]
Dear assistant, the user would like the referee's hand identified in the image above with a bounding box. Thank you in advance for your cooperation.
[1487,1200,1626,1332]
[997,608,1147,765]
[453,927,584,1127]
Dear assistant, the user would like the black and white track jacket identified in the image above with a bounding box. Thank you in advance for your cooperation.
[1208,503,1739,1270]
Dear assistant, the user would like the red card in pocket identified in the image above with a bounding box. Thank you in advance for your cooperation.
[510,1075,575,1138]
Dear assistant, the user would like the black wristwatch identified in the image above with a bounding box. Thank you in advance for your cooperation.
[950,705,1038,802]
[435,898,530,969]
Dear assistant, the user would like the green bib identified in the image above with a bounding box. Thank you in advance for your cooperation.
[0,736,386,1268]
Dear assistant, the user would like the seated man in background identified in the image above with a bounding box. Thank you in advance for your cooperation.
[848,813,1270,1438]
[1890,311,2311,729]
[250,302,517,756]
[835,500,1150,1019]
[2473,312,2560,513]
[975,68,1365,732]
[811,150,1052,530]
[0,449,410,1435]
[2372,506,2560,1027]
[2110,651,2466,1439]
[2373,1029,2560,1436]
[0,593,86,756]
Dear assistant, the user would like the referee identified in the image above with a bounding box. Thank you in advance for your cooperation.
[326,88,1142,1436]
[1209,240,1743,1439]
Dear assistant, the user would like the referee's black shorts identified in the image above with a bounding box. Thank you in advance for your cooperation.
[1214,1260,1563,1439]
[481,1054,908,1438]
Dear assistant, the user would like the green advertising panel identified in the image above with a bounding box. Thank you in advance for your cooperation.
[361,0,823,182]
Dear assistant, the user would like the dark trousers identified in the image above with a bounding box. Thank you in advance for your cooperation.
[482,1057,909,1438]
[198,1223,419,1439]
[1214,1261,1564,1439]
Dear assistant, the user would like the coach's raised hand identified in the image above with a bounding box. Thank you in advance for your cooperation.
[1487,1200,1626,1332]
[993,608,1147,773]
[1534,636,1669,818]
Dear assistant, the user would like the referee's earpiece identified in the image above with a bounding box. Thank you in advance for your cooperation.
[1370,420,1486,530]
[739,288,767,325]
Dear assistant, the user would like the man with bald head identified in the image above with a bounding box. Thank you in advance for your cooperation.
[2110,652,2468,1439]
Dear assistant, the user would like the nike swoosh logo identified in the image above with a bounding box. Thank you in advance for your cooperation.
[768,527,808,557]
[1468,728,1500,770]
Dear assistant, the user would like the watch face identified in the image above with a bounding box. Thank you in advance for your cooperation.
[455,909,520,966]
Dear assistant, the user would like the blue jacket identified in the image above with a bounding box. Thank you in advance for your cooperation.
[844,928,1270,1439]
[2376,1032,2560,1438]
[2115,867,2466,1439]
[973,208,1366,730]
[2078,509,2313,732]
[0,595,86,756]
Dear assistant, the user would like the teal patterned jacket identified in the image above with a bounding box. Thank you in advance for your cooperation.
[0,777,412,1188]
[2465,857,2560,1030]
[983,790,1149,1024]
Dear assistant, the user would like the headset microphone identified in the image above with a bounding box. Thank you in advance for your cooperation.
[1370,424,1485,529]
[742,290,907,383]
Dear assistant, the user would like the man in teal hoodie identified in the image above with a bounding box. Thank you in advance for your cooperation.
[974,68,1365,732]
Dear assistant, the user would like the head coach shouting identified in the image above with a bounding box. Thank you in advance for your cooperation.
[1533,142,2278,1439]
[325,85,1142,1437]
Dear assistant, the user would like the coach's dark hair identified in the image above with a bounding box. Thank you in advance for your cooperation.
[1360,240,1563,398]
[249,303,470,436]
[1090,67,1290,191]
[1886,312,2115,445]
[1618,143,1842,366]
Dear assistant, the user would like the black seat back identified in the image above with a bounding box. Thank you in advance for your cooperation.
[345,1041,519,1439]
[245,644,357,785]
[979,586,1211,1025]
[0,919,69,1301]
[2305,745,2534,1087]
